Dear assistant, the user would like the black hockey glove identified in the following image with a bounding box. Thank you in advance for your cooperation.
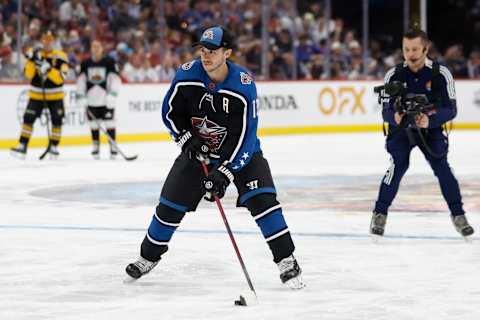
[176,130,209,160]
[202,161,234,201]
[25,47,42,63]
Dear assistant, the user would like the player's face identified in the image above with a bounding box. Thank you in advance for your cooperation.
[402,37,428,71]
[200,47,230,72]
[41,37,54,52]
[91,41,103,61]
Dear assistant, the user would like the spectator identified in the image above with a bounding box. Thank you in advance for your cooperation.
[155,50,176,81]
[0,46,20,80]
[467,50,480,78]
[0,1,480,82]
[444,44,469,78]
[122,52,157,82]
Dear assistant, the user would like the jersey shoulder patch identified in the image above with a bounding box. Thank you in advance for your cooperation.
[175,60,202,82]
[182,60,196,71]
[240,71,253,85]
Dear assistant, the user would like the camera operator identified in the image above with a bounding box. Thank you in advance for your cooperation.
[370,28,474,238]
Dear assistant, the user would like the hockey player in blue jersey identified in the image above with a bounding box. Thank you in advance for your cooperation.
[126,26,304,289]
[370,28,474,238]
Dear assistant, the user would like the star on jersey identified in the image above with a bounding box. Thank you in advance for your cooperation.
[191,116,227,153]
[242,152,249,160]
[239,159,246,167]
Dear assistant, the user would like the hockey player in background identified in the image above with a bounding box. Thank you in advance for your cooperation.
[370,28,474,238]
[10,31,69,159]
[126,26,304,289]
[76,40,121,159]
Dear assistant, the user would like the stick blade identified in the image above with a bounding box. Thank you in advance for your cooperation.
[234,295,247,307]
[38,144,51,160]
[124,155,138,161]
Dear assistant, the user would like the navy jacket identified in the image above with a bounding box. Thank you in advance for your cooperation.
[382,58,457,129]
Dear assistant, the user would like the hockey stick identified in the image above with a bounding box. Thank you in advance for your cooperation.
[200,160,257,298]
[39,76,51,160]
[86,109,138,161]
[38,109,52,160]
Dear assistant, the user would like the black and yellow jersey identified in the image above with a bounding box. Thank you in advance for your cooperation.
[24,48,69,101]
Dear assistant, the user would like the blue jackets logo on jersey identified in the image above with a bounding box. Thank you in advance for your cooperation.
[240,72,252,85]
[191,117,227,152]
[181,61,195,71]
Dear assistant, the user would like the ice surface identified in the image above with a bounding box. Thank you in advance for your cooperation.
[1,132,479,320]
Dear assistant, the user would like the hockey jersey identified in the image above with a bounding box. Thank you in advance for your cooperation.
[24,48,69,101]
[162,59,261,172]
[76,56,120,107]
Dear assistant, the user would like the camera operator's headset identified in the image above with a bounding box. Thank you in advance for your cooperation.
[384,60,451,158]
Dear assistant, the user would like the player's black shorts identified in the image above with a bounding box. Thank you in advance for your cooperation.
[159,151,277,212]
[86,106,115,121]
[25,99,65,125]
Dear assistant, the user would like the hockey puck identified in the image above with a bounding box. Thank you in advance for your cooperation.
[234,295,247,306]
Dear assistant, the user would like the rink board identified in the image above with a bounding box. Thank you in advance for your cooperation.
[0,80,479,148]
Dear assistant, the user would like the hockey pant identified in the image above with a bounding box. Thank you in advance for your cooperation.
[19,99,64,147]
[140,152,295,263]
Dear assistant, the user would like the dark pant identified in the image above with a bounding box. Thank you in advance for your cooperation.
[20,99,65,146]
[140,152,295,263]
[374,129,464,216]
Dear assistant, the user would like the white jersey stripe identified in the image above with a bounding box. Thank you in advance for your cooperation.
[167,82,205,134]
[425,58,433,68]
[439,66,456,99]
[384,67,396,84]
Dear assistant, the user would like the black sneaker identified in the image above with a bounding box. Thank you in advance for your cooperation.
[10,143,27,159]
[126,257,158,279]
[277,255,305,289]
[370,211,387,236]
[451,215,474,237]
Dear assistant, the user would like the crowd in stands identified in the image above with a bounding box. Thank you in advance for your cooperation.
[0,0,479,82]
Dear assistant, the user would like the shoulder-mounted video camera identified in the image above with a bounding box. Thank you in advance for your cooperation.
[374,81,435,116]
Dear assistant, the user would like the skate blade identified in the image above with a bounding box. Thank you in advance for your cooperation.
[285,276,306,290]
[123,276,138,284]
[370,233,383,243]
[10,150,26,160]
[463,235,473,243]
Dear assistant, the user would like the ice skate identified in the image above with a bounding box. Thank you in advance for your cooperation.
[277,255,305,289]
[110,144,118,160]
[91,142,100,160]
[125,256,158,280]
[10,143,27,159]
[370,211,387,238]
[451,215,474,241]
[48,145,59,160]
